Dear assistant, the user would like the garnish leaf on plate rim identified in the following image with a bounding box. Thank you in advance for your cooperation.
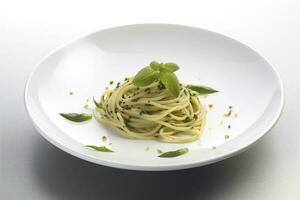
[59,113,92,122]
[158,148,189,158]
[186,84,218,94]
[85,145,114,152]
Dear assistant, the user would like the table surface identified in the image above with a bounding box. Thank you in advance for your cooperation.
[1,0,299,199]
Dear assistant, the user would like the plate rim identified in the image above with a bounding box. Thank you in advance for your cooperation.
[24,23,285,171]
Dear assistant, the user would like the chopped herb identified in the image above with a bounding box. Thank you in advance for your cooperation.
[157,149,163,154]
[212,146,216,150]
[208,104,214,109]
[83,104,89,109]
[59,113,92,122]
[228,125,231,129]
[124,118,130,126]
[109,142,112,145]
[69,91,73,95]
[124,105,131,110]
[158,148,189,158]
[85,145,113,152]
[124,77,129,82]
[116,82,121,88]
[224,110,232,117]
[225,134,230,139]
[158,82,165,90]
[131,98,140,102]
[102,136,107,142]
[183,117,191,123]
[229,106,233,109]
[109,81,114,85]
[93,97,103,109]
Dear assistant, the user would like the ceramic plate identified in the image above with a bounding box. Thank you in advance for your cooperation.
[25,24,284,171]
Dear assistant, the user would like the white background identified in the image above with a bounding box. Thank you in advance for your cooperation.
[0,0,299,199]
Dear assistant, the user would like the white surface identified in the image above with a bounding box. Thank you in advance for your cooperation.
[25,24,284,170]
[1,0,299,199]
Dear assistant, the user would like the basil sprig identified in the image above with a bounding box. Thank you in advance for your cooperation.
[59,113,92,122]
[159,70,180,97]
[133,61,181,97]
[158,148,189,158]
[132,66,160,87]
[186,85,218,95]
[85,145,113,152]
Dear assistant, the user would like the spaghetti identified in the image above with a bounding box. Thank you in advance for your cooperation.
[94,78,206,143]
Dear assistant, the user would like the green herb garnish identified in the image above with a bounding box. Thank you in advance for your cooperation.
[133,61,218,98]
[161,62,179,72]
[132,66,160,87]
[93,97,103,109]
[183,117,191,123]
[133,61,181,97]
[85,145,113,152]
[159,71,180,97]
[158,148,189,158]
[150,61,160,70]
[186,85,218,95]
[59,113,92,122]
[102,136,107,142]
[157,149,163,154]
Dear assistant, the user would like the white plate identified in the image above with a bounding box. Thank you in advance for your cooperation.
[25,24,284,171]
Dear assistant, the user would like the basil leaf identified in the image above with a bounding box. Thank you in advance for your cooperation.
[150,61,160,70]
[159,71,180,97]
[93,97,103,109]
[85,145,113,152]
[158,148,189,158]
[59,113,92,122]
[161,62,179,72]
[186,85,218,94]
[132,66,159,87]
